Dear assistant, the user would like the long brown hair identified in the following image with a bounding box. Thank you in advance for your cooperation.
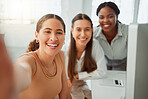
[68,13,97,81]
[27,14,66,52]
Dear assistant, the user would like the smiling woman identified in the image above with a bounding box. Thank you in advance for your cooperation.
[93,2,128,71]
[0,14,71,99]
[65,13,107,99]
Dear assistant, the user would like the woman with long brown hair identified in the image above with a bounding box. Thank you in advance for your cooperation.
[0,14,71,99]
[66,13,107,99]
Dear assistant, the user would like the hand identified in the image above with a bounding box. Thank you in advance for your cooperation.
[74,74,79,79]
[67,80,72,92]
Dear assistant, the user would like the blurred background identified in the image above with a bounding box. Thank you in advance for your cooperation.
[0,0,148,62]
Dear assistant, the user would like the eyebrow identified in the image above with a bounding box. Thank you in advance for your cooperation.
[56,29,64,32]
[75,27,91,28]
[99,13,114,16]
[43,28,52,30]
[44,28,64,32]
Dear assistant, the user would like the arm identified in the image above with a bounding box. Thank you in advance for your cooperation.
[12,54,36,96]
[77,39,107,80]
[59,52,72,99]
[0,36,13,99]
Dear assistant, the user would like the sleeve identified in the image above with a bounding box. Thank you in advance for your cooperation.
[93,26,99,38]
[78,39,107,80]
[93,26,102,39]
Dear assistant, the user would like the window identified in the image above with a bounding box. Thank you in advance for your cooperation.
[91,0,135,26]
[138,0,148,23]
[0,0,61,24]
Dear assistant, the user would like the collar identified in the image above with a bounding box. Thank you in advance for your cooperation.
[76,50,85,62]
[97,22,123,40]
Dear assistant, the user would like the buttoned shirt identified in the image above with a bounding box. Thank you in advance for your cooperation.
[93,22,128,67]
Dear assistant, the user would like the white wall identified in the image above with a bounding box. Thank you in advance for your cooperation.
[61,0,92,51]
[0,24,36,62]
[0,0,92,62]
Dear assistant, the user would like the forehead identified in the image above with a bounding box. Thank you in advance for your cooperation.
[73,19,91,27]
[42,19,63,29]
[98,6,116,15]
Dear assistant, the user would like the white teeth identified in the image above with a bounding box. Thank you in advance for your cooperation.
[104,25,110,27]
[80,38,86,40]
[47,44,58,47]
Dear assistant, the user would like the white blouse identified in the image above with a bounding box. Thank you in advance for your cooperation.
[64,39,107,80]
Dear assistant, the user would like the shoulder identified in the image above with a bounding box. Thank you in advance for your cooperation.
[119,22,129,36]
[57,50,65,60]
[93,25,102,38]
[16,52,36,72]
[92,39,101,48]
[92,39,104,53]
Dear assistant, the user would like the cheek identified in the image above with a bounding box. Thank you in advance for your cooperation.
[59,36,65,43]
[72,32,77,40]
[99,20,103,27]
[88,33,92,40]
[99,20,102,24]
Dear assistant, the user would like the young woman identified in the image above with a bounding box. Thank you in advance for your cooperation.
[65,13,107,99]
[0,14,71,99]
[94,2,128,71]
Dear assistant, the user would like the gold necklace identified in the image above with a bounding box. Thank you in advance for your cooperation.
[37,53,57,77]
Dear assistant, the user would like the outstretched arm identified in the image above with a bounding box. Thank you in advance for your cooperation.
[0,35,14,99]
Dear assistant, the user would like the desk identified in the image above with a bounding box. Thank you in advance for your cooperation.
[91,71,126,99]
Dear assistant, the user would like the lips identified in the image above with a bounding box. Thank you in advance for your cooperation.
[103,24,111,28]
[80,38,87,41]
[47,43,58,49]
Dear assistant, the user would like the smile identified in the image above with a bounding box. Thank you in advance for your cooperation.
[47,43,58,49]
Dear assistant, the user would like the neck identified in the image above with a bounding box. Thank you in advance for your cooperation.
[76,44,86,60]
[37,49,55,67]
[103,26,118,43]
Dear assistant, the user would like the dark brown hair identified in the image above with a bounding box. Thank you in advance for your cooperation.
[27,14,66,52]
[68,13,97,81]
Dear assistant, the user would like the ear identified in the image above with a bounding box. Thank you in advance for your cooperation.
[35,31,39,40]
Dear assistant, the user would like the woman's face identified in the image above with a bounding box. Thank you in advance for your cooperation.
[36,19,65,56]
[98,6,118,33]
[71,19,92,48]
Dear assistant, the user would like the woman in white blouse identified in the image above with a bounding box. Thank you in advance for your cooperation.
[66,13,107,99]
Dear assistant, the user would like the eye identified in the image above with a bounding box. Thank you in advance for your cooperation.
[44,31,51,33]
[108,15,114,18]
[56,32,64,34]
[85,28,90,31]
[76,28,81,32]
[99,16,104,20]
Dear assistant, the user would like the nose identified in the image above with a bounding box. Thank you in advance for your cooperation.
[103,17,108,22]
[50,33,58,41]
[81,30,85,37]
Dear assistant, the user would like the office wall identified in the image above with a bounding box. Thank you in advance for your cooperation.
[0,0,92,62]
[61,0,92,51]
[0,24,35,62]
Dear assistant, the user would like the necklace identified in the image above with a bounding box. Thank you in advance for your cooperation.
[37,53,57,77]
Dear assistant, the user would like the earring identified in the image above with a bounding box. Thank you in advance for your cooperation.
[36,39,39,44]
